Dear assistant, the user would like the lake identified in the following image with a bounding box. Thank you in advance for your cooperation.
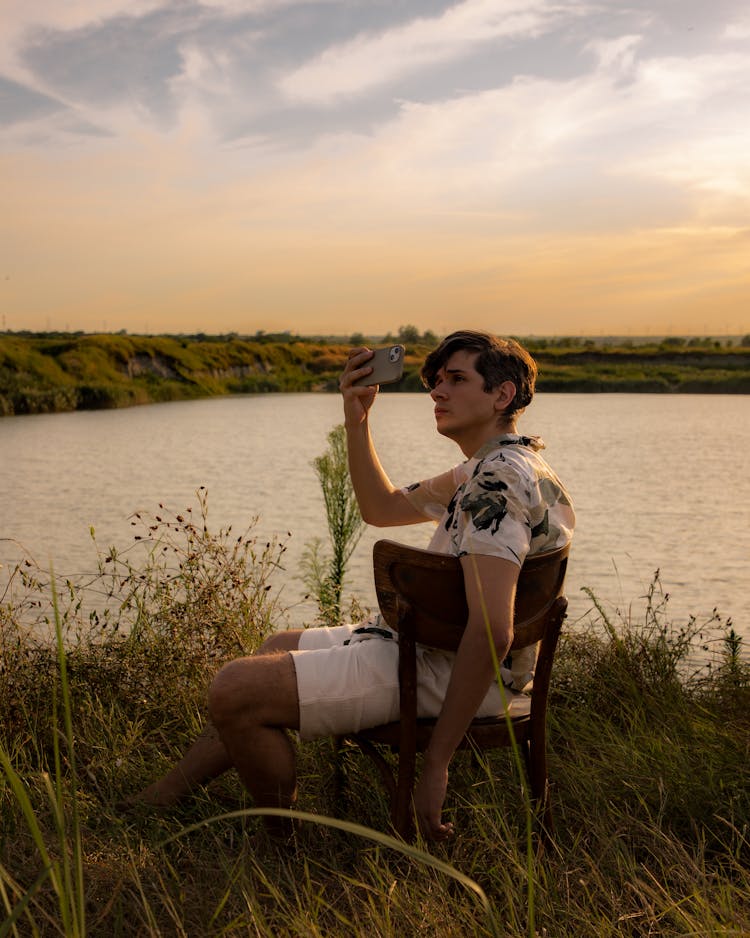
[1,392,747,653]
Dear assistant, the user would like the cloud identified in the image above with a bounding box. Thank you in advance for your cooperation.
[1,0,164,42]
[723,14,750,39]
[2,1,749,337]
[0,1,180,142]
[198,0,338,10]
[611,52,750,221]
[262,30,750,237]
[278,0,586,104]
[0,74,62,124]
[586,34,642,73]
[0,1,163,86]
[0,0,355,144]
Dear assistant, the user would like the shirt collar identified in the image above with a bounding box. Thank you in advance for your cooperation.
[472,433,545,460]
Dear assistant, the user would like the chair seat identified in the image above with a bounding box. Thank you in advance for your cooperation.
[354,693,532,752]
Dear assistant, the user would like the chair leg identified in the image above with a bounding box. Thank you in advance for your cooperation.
[392,604,418,840]
[527,739,554,838]
[350,736,398,805]
[392,743,416,840]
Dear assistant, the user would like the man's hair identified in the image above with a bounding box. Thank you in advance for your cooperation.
[420,330,537,418]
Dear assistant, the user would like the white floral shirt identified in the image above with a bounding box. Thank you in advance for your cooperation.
[401,433,575,690]
[402,434,574,565]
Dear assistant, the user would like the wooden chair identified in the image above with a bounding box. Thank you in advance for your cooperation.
[338,539,569,839]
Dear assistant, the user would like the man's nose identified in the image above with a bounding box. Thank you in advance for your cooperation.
[430,381,447,400]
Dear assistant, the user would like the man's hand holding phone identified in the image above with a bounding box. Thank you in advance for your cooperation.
[340,347,378,426]
[351,345,405,388]
[341,345,404,428]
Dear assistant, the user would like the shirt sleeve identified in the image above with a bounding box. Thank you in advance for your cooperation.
[453,459,533,566]
[401,466,462,521]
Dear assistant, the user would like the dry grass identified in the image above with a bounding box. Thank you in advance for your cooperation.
[1,493,748,936]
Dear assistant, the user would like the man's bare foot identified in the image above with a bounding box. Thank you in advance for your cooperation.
[116,780,187,811]
[136,782,182,806]
[117,722,234,812]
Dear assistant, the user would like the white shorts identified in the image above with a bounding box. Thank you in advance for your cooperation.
[289,616,526,741]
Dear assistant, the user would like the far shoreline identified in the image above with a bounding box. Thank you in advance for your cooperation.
[2,331,749,417]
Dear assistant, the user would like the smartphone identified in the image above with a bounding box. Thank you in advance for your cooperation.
[352,345,405,387]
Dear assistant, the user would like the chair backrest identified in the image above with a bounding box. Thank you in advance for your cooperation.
[373,539,569,652]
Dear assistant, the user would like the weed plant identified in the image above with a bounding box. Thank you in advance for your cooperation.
[0,490,286,814]
[1,496,748,935]
[301,424,365,626]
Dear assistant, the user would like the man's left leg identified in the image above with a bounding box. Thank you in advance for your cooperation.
[208,651,301,816]
[124,630,302,808]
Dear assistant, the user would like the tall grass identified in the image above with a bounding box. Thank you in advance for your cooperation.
[301,424,365,626]
[1,491,748,935]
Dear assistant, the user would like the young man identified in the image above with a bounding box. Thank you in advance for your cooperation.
[129,331,574,841]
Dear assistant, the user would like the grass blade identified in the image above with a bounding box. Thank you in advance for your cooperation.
[0,865,51,938]
[161,807,501,937]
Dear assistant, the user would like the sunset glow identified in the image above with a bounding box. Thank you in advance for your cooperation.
[2,1,749,336]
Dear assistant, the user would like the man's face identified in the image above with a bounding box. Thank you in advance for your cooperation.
[429,349,506,448]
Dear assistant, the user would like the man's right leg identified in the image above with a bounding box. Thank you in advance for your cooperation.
[125,629,304,807]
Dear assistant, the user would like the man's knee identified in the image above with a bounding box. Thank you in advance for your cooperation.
[208,657,258,727]
[258,629,303,655]
[207,654,300,730]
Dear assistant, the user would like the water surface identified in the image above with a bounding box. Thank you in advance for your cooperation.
[1,393,747,645]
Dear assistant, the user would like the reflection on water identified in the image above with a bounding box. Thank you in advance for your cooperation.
[1,392,748,643]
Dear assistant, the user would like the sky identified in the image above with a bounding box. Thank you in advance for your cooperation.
[1,0,749,338]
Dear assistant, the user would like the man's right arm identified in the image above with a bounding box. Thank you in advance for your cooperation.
[340,348,425,527]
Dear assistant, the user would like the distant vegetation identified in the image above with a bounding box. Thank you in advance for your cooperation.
[1,328,749,416]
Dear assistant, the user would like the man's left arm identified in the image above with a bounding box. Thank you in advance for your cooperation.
[413,553,519,840]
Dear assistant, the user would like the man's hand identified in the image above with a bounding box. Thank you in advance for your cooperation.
[339,347,378,427]
[338,347,425,527]
[413,759,454,841]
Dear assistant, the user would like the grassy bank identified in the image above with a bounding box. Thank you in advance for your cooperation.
[1,492,748,936]
[2,332,749,415]
[0,333,356,415]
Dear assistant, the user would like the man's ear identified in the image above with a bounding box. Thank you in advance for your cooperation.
[493,380,517,414]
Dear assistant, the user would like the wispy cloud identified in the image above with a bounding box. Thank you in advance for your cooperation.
[0,0,163,85]
[285,29,749,225]
[0,1,181,142]
[279,0,585,104]
[723,14,750,39]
